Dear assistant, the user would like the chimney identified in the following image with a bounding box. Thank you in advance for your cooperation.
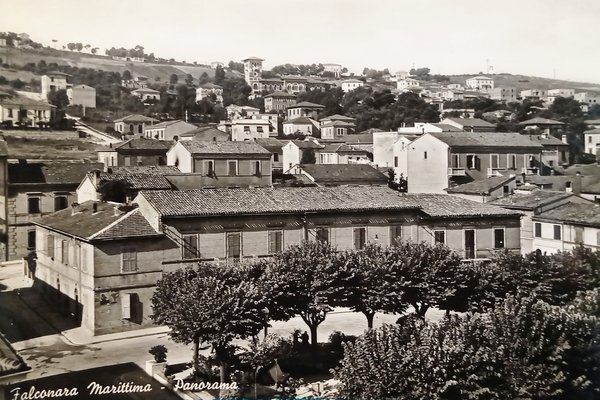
[562,134,568,144]
[92,202,98,214]
[92,169,101,187]
[71,202,80,216]
[113,206,120,217]
[573,173,582,195]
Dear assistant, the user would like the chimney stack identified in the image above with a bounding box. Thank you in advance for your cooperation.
[573,172,582,196]
[562,134,568,144]
[71,202,80,216]
[92,202,98,214]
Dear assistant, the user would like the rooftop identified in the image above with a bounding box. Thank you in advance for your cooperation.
[144,120,196,130]
[443,117,495,128]
[489,190,573,210]
[264,91,297,98]
[428,131,545,149]
[534,203,600,228]
[445,176,515,195]
[321,114,356,122]
[9,160,103,185]
[519,117,565,126]
[89,171,174,190]
[299,164,388,185]
[178,140,271,156]
[430,123,463,132]
[287,140,324,149]
[114,138,171,151]
[109,165,182,175]
[283,116,317,125]
[179,126,230,139]
[113,114,158,124]
[288,101,325,109]
[0,94,54,108]
[254,137,285,151]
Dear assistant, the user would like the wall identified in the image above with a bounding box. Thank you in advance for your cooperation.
[76,177,98,203]
[407,134,449,193]
[231,122,270,141]
[373,132,401,168]
[282,143,301,172]
[67,87,96,108]
[166,142,192,173]
[166,157,272,188]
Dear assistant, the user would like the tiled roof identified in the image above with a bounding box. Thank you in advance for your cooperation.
[144,120,195,130]
[321,143,366,153]
[91,172,174,190]
[358,128,384,134]
[131,88,160,94]
[287,140,324,149]
[489,190,573,210]
[533,203,600,227]
[114,138,171,150]
[560,164,600,176]
[178,140,271,156]
[289,101,325,109]
[283,116,316,125]
[338,133,373,144]
[45,71,70,77]
[9,161,103,185]
[0,94,54,108]
[264,91,297,98]
[585,128,600,135]
[113,114,158,123]
[445,176,515,195]
[138,187,521,219]
[430,123,463,132]
[199,83,223,89]
[300,164,388,184]
[321,114,356,122]
[109,166,182,175]
[519,117,565,126]
[242,56,264,61]
[444,117,495,128]
[321,120,356,128]
[35,201,160,241]
[429,132,545,149]
[255,137,285,151]
[179,126,230,139]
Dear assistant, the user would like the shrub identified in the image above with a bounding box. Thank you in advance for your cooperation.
[149,345,168,363]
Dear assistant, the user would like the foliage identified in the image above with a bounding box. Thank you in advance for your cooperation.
[97,179,132,203]
[214,66,225,85]
[149,345,168,363]
[589,104,600,118]
[169,73,178,85]
[227,60,244,73]
[242,334,293,371]
[296,87,344,117]
[220,76,252,107]
[300,148,316,164]
[271,63,324,76]
[335,295,600,399]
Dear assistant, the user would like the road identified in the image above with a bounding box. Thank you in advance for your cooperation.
[66,115,121,145]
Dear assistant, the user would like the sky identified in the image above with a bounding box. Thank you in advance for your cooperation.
[3,0,600,83]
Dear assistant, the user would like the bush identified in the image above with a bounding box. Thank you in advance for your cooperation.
[328,331,356,355]
[149,345,168,363]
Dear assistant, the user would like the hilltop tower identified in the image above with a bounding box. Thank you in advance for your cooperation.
[242,56,264,93]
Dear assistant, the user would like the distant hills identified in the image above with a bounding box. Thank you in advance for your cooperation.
[449,73,600,92]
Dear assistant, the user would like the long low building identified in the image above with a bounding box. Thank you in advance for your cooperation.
[32,186,522,335]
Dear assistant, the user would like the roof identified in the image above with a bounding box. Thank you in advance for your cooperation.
[199,83,223,89]
[8,161,103,185]
[113,114,158,123]
[114,138,171,151]
[144,120,195,130]
[109,166,182,175]
[0,94,54,108]
[489,190,573,210]
[343,79,363,83]
[288,101,325,109]
[299,164,388,184]
[45,71,70,77]
[283,116,316,125]
[321,143,367,153]
[242,56,264,61]
[467,76,493,80]
[264,91,297,98]
[287,140,324,149]
[320,114,356,122]
[70,84,95,90]
[430,123,463,132]
[339,133,373,145]
[533,203,600,228]
[131,88,160,94]
[254,137,285,152]
[35,202,160,241]
[178,140,271,156]
[444,117,495,128]
[519,117,565,126]
[137,187,522,219]
[428,132,545,149]
[584,128,600,135]
[560,163,600,176]
[358,128,384,134]
[321,120,356,128]
[445,176,515,195]
[89,171,174,190]
[179,126,230,139]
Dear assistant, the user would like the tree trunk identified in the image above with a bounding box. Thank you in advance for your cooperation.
[193,335,199,372]
[364,312,375,330]
[309,324,318,351]
[219,361,228,384]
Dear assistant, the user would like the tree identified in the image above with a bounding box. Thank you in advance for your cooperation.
[97,180,132,203]
[75,43,83,52]
[91,47,98,55]
[214,66,225,85]
[198,72,210,85]
[260,241,339,350]
[185,73,194,86]
[300,148,316,164]
[122,70,132,81]
[589,104,600,118]
[66,43,76,51]
[151,265,267,383]
[227,60,244,73]
[169,73,178,85]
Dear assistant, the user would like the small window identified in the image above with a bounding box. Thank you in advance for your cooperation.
[494,228,505,249]
[315,227,329,243]
[54,195,68,211]
[451,154,460,168]
[353,227,366,250]
[28,195,41,214]
[434,230,445,245]
[257,126,264,133]
[27,230,36,250]
[122,248,137,272]
[390,225,402,245]
[394,156,398,168]
[534,222,542,238]
[226,232,242,261]
[574,226,584,243]
[204,160,215,176]
[424,151,428,159]
[490,154,499,169]
[273,153,279,162]
[228,160,238,176]
[254,161,262,176]
[47,235,54,259]
[268,230,283,254]
[503,185,510,195]
[553,225,561,240]
[61,240,69,265]
[182,234,199,259]
[466,155,478,170]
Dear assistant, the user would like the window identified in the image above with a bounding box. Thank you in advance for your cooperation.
[315,227,329,243]
[553,225,561,240]
[273,153,279,162]
[423,151,428,159]
[451,154,460,168]
[47,235,54,258]
[228,160,238,176]
[434,230,445,245]
[390,225,402,245]
[73,244,80,269]
[8,109,13,118]
[243,126,250,133]
[28,195,41,214]
[182,234,199,259]
[394,156,398,168]
[535,222,542,237]
[268,230,283,254]
[257,126,264,133]
[54,195,68,211]
[574,227,583,243]
[490,154,499,169]
[466,155,478,170]
[27,230,36,250]
[124,156,131,166]
[254,161,262,176]
[226,232,242,261]
[353,227,366,250]
[61,240,69,265]
[204,160,215,176]
[121,248,137,272]
[121,293,131,319]
[494,228,505,249]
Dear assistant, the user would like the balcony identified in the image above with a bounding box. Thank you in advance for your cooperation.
[521,167,539,175]
[448,168,466,176]
[487,168,503,177]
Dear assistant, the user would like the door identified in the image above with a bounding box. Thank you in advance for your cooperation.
[464,229,475,259]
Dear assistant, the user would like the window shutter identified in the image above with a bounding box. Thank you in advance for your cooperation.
[475,156,481,171]
[121,293,131,319]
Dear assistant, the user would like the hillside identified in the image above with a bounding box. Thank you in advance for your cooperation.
[449,73,600,92]
[0,46,243,83]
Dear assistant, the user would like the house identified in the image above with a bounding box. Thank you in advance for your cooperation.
[282,117,320,136]
[254,137,285,171]
[323,63,342,78]
[226,105,260,120]
[341,79,363,93]
[407,132,546,193]
[286,102,325,120]
[1,159,103,261]
[122,76,149,90]
[317,143,370,164]
[490,190,590,253]
[178,126,230,142]
[531,203,600,254]
[519,117,565,136]
[373,131,418,174]
[242,56,265,93]
[41,71,70,99]
[547,88,575,104]
[440,117,496,132]
[211,61,225,69]
[465,76,494,92]
[195,83,223,103]
[282,76,308,94]
[520,89,548,101]
[320,114,356,126]
[76,170,175,203]
[230,118,272,141]
[397,122,462,135]
[166,140,272,187]
[111,138,171,167]
[264,91,297,112]
[0,93,54,128]
[67,84,96,108]
[113,114,158,135]
[143,120,197,140]
[338,132,375,152]
[584,128,600,155]
[32,186,521,335]
[574,92,600,106]
[288,164,388,186]
[445,176,516,203]
[491,87,517,102]
[282,139,324,172]
[131,88,161,103]
[397,78,420,91]
[585,119,600,129]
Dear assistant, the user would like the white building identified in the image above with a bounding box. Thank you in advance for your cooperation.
[41,72,70,99]
[341,79,363,93]
[465,76,494,92]
[323,63,342,78]
[575,92,600,106]
[397,78,420,91]
[584,128,600,155]
[131,88,160,102]
[195,83,223,103]
[67,84,96,108]
[230,119,271,141]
